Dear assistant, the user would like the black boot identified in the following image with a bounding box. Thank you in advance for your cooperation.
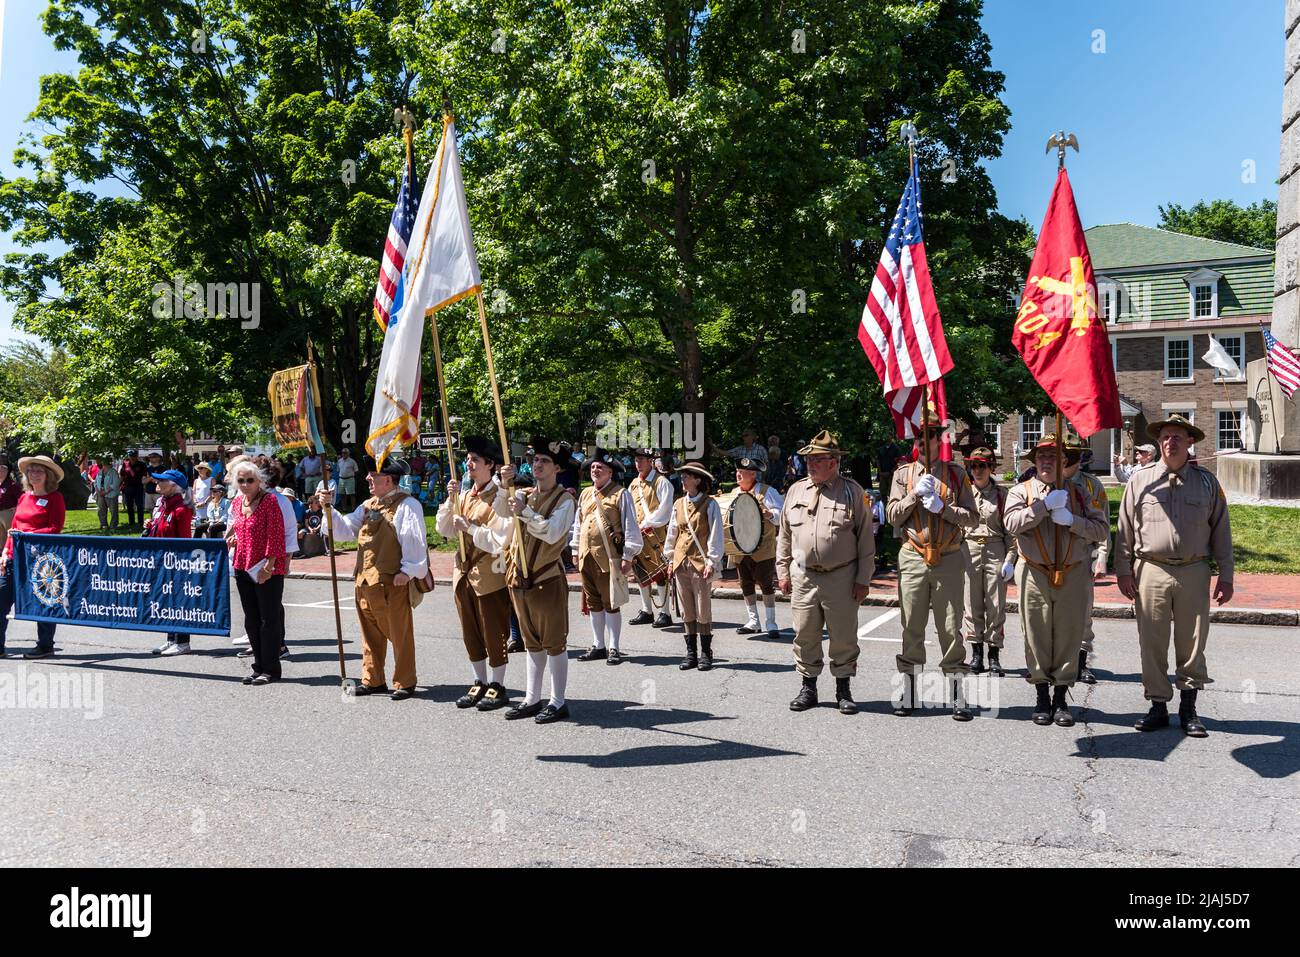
[1179,689,1208,738]
[789,675,818,711]
[679,634,698,670]
[628,610,653,626]
[1032,684,1053,725]
[835,676,858,715]
[1052,685,1074,727]
[698,634,714,671]
[987,645,1005,677]
[893,673,916,716]
[951,677,973,722]
[1077,648,1096,684]
[1134,700,1169,732]
[969,642,985,675]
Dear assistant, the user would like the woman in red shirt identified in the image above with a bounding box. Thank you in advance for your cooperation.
[0,455,67,659]
[228,460,287,684]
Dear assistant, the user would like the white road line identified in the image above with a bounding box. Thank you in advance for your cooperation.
[283,600,355,609]
[858,608,900,640]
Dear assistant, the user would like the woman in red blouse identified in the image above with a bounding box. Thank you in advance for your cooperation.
[0,455,67,658]
[227,460,287,684]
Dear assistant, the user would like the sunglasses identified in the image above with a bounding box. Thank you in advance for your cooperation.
[969,462,990,469]
[236,477,258,485]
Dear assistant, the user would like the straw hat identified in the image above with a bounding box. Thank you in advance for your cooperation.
[17,454,64,484]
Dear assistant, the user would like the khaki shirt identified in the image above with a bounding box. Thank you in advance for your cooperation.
[1003,477,1109,569]
[1069,469,1111,567]
[968,480,1017,560]
[886,460,977,552]
[1115,460,1233,581]
[776,474,875,586]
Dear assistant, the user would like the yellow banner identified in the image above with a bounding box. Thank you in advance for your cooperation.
[268,364,311,451]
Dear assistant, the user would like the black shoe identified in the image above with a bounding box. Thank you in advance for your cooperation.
[607,648,624,665]
[1179,689,1208,738]
[737,622,761,635]
[1052,685,1074,727]
[577,646,608,662]
[22,648,54,660]
[456,680,489,708]
[279,645,290,660]
[628,610,653,626]
[250,674,274,685]
[391,687,415,701]
[1135,701,1170,732]
[951,677,973,722]
[767,627,782,640]
[698,635,713,672]
[680,635,698,670]
[506,637,525,654]
[506,700,546,720]
[893,674,916,716]
[476,682,509,711]
[236,648,254,659]
[1032,684,1053,725]
[969,642,985,675]
[241,674,256,685]
[535,703,570,724]
[789,676,818,712]
[835,676,857,715]
[1077,648,1096,684]
[652,613,672,628]
[987,646,1005,677]
[354,682,391,697]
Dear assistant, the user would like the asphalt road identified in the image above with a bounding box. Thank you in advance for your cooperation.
[2,577,1297,867]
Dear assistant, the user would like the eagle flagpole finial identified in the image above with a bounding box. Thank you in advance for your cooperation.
[1045,130,1080,169]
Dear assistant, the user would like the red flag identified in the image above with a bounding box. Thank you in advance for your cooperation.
[1012,169,1121,437]
[903,379,954,462]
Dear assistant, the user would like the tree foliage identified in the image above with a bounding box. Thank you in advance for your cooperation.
[1157,198,1277,251]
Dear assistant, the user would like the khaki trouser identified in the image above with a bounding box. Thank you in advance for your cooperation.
[674,562,713,630]
[355,580,417,690]
[454,576,512,668]
[580,554,616,613]
[96,493,120,528]
[962,539,1007,647]
[791,562,860,679]
[896,546,969,675]
[1134,558,1213,702]
[1017,559,1088,686]
[509,575,569,656]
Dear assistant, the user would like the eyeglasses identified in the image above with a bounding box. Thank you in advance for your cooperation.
[969,463,989,470]
[236,477,258,485]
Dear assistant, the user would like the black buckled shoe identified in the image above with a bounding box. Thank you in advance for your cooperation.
[653,613,672,628]
[1135,700,1169,732]
[969,642,985,675]
[1077,649,1097,684]
[1179,689,1208,738]
[577,646,608,662]
[391,687,416,701]
[606,648,624,665]
[698,635,714,672]
[789,676,818,712]
[455,680,488,709]
[505,700,545,721]
[835,676,858,715]
[628,610,654,626]
[951,677,973,722]
[354,682,391,697]
[893,674,916,716]
[476,682,509,711]
[506,637,525,654]
[680,635,698,671]
[767,627,782,640]
[987,646,1005,677]
[1052,685,1074,727]
[535,702,570,724]
[1032,684,1053,725]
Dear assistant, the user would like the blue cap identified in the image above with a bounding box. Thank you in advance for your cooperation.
[149,469,189,490]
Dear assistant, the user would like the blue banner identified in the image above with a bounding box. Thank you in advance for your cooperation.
[11,533,231,636]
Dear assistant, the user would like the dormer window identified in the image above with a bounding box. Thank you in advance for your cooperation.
[1184,267,1222,320]
[1097,276,1120,322]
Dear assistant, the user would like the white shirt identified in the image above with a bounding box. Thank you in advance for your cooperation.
[664,493,724,569]
[336,457,358,479]
[435,481,510,556]
[738,480,784,526]
[331,492,430,579]
[192,476,212,509]
[482,485,578,555]
[300,454,322,477]
[631,471,675,529]
[569,481,644,561]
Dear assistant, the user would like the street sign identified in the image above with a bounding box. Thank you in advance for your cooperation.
[419,431,461,451]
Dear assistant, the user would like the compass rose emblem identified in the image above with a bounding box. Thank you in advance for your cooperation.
[28,547,70,613]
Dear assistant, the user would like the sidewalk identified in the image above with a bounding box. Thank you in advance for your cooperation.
[287,551,1300,626]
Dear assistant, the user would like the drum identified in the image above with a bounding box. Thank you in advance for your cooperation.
[633,546,670,586]
[724,490,764,558]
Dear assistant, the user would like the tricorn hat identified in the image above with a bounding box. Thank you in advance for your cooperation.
[463,435,504,466]
[631,447,656,459]
[17,454,64,484]
[589,447,625,476]
[373,456,410,478]
[527,437,571,469]
[1147,413,1205,444]
[735,456,764,473]
[797,429,845,457]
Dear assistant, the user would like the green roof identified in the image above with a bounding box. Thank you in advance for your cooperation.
[1084,223,1272,271]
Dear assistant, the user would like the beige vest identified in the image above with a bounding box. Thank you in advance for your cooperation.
[577,482,626,573]
[506,485,569,589]
[671,497,712,575]
[453,482,507,595]
[356,491,411,586]
[628,473,666,553]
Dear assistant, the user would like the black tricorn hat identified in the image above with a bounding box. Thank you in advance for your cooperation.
[590,447,625,476]
[527,437,571,469]
[463,435,504,466]
[373,456,410,478]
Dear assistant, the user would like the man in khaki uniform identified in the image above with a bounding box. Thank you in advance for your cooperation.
[777,430,874,715]
[1064,435,1111,684]
[1116,414,1232,738]
[961,447,1016,677]
[887,423,977,719]
[1003,434,1109,727]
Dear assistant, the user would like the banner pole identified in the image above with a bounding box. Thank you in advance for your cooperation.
[474,289,528,577]
[1053,409,1064,577]
[428,310,467,564]
[307,340,350,691]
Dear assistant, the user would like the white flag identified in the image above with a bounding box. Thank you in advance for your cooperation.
[1202,337,1241,379]
[367,118,482,467]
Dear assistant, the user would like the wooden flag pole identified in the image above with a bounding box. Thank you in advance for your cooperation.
[921,383,936,558]
[428,310,467,565]
[307,339,350,690]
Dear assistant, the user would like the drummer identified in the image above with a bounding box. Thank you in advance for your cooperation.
[627,447,675,629]
[665,462,724,671]
[728,457,784,638]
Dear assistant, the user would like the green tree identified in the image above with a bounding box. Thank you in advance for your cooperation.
[1157,198,1277,250]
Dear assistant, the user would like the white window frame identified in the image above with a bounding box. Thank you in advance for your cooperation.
[979,415,1003,455]
[1185,267,1221,320]
[1162,407,1197,457]
[1019,415,1045,455]
[1164,335,1193,384]
[1097,278,1120,323]
[1210,332,1245,382]
[1217,410,1244,452]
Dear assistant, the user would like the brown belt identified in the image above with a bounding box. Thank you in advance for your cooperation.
[805,559,855,574]
[1138,554,1208,567]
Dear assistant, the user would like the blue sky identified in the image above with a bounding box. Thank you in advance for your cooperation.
[0,0,1287,344]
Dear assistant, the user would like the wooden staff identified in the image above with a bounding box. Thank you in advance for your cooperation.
[428,308,466,564]
[1052,410,1065,582]
[921,383,936,559]
[307,340,350,690]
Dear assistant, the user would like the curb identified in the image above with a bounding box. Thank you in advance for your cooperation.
[286,572,1298,627]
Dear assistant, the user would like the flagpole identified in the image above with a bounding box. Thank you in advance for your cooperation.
[429,293,467,566]
[307,338,351,691]
[1256,317,1283,453]
[922,382,936,557]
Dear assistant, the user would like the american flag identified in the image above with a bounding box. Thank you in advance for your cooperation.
[1264,328,1300,399]
[858,155,954,446]
[372,156,422,440]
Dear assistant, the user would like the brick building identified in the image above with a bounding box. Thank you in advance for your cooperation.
[974,223,1273,477]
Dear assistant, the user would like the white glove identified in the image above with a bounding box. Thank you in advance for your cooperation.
[914,474,937,496]
[923,493,944,514]
[1001,559,1016,582]
[1092,557,1107,577]
[1051,507,1073,526]
[1044,488,1069,510]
